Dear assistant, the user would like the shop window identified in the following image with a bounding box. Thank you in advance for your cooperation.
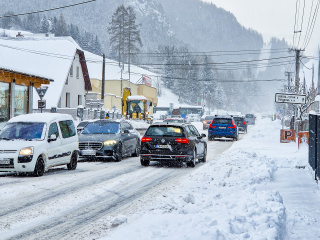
[14,85,28,117]
[0,82,9,123]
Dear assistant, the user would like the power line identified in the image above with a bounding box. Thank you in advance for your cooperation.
[301,0,315,48]
[302,0,320,50]
[135,56,295,67]
[293,0,300,47]
[0,0,97,18]
[297,0,306,48]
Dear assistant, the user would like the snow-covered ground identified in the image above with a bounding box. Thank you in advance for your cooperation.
[103,117,320,240]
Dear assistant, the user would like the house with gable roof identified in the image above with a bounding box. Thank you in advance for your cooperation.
[0,36,91,121]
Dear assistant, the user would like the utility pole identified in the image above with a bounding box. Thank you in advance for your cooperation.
[101,54,106,102]
[295,49,303,93]
[285,71,293,93]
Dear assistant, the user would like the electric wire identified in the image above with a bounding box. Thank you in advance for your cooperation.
[297,0,306,48]
[301,0,315,49]
[302,0,320,50]
[0,0,97,18]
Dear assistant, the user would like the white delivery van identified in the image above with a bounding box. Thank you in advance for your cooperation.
[0,113,79,177]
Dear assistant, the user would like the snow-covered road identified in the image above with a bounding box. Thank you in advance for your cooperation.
[0,125,235,240]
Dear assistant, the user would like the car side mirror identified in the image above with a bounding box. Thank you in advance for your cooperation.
[123,129,130,134]
[198,133,206,139]
[48,134,57,142]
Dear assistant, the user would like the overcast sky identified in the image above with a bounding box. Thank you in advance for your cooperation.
[203,0,320,56]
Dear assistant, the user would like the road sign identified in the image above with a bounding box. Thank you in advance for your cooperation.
[36,87,48,99]
[38,100,46,109]
[275,93,306,104]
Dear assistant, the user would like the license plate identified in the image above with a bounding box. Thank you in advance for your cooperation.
[0,159,10,164]
[155,145,169,149]
[81,150,96,156]
[219,127,226,129]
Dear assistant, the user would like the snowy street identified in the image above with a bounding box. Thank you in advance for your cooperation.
[0,123,234,240]
[0,118,319,240]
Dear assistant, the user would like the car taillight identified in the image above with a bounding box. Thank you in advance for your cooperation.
[141,137,152,142]
[228,122,236,129]
[175,138,189,143]
[243,121,246,125]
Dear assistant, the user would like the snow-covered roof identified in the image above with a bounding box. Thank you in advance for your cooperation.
[0,37,81,109]
[8,113,74,123]
[84,51,158,86]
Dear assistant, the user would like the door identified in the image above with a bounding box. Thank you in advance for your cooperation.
[58,120,77,164]
[47,122,64,167]
[188,125,205,157]
[120,122,132,156]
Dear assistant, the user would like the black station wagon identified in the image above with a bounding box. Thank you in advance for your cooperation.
[140,122,207,167]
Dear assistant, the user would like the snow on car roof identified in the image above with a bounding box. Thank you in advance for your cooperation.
[8,113,74,123]
[127,96,147,100]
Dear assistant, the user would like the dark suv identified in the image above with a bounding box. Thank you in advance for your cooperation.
[140,122,207,167]
[208,116,238,141]
[233,116,247,133]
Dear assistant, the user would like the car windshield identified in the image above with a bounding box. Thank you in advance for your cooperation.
[233,117,244,122]
[205,116,214,120]
[146,126,185,137]
[81,122,119,134]
[0,122,45,140]
[164,119,183,123]
[212,118,232,124]
[78,121,90,128]
[245,114,254,118]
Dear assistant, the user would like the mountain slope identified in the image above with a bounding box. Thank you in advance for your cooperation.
[0,0,263,56]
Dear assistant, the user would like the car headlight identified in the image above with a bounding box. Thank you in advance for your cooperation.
[104,140,117,146]
[19,147,34,156]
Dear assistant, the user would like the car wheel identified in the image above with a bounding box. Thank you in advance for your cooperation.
[187,149,196,168]
[67,152,78,170]
[132,140,140,157]
[33,156,45,177]
[115,143,123,162]
[199,146,207,163]
[140,157,150,166]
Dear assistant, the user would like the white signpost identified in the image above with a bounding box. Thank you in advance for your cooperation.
[275,93,306,104]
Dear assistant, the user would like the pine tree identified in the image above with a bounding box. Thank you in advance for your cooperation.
[125,6,142,65]
[55,13,68,36]
[92,36,102,55]
[40,16,50,33]
[108,5,127,66]
[108,5,142,66]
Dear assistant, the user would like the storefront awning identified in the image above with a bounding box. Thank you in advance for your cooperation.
[0,68,53,88]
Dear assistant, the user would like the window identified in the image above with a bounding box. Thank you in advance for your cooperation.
[66,92,70,108]
[65,77,68,85]
[48,122,59,138]
[189,125,200,136]
[145,126,185,137]
[59,120,76,138]
[78,95,82,105]
[14,85,28,117]
[76,66,79,79]
[69,64,73,77]
[0,82,9,123]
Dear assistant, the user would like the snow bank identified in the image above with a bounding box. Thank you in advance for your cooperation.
[102,118,310,239]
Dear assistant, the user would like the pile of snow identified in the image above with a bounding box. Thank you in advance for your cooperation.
[128,120,150,129]
[102,118,320,240]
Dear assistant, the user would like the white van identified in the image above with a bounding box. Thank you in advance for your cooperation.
[0,113,79,177]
